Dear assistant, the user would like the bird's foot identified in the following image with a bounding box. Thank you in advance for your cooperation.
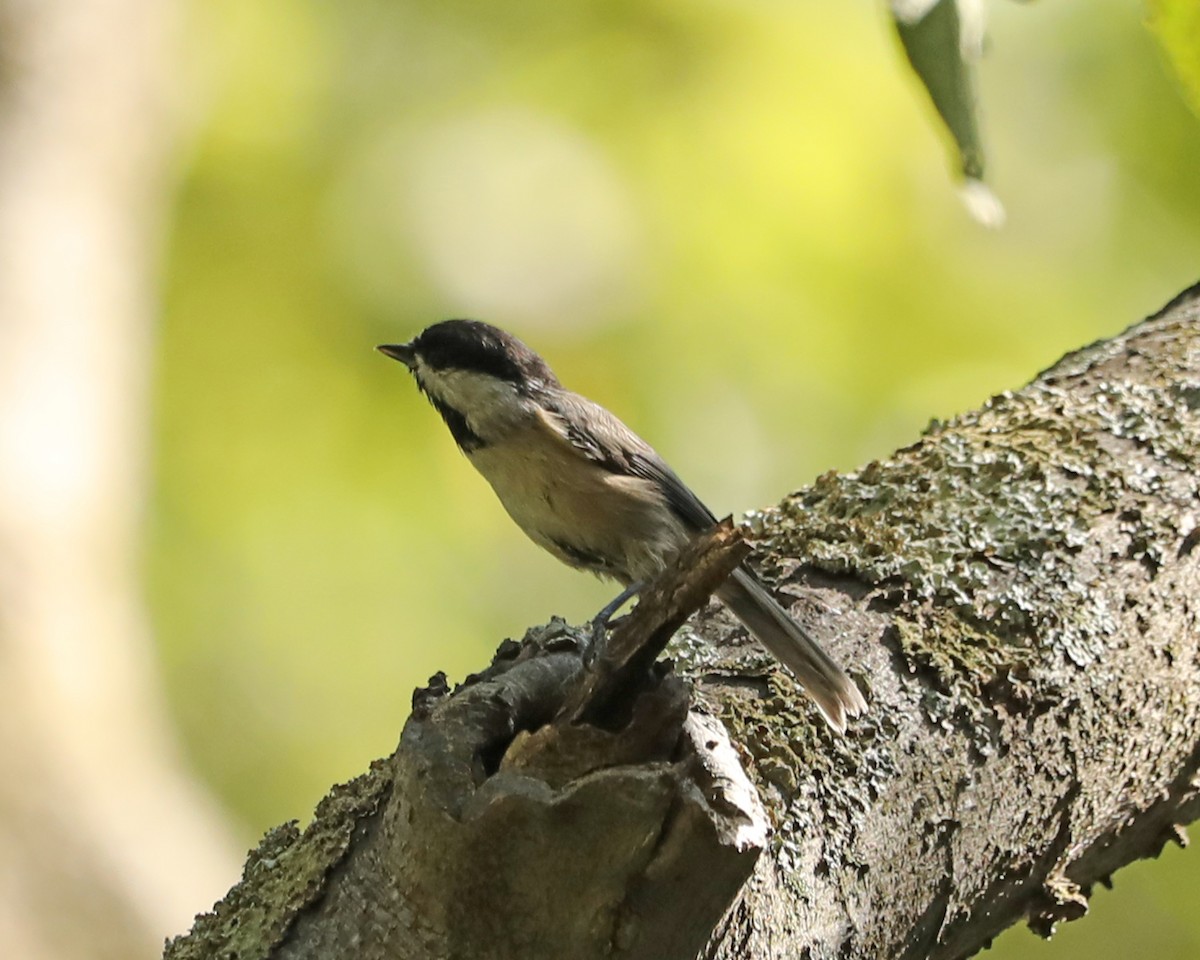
[584,581,645,666]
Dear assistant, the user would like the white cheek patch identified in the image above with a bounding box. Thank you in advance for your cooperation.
[417,364,533,439]
[437,369,518,411]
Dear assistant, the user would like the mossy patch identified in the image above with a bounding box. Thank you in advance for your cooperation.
[165,760,394,960]
[701,303,1200,873]
[749,314,1198,683]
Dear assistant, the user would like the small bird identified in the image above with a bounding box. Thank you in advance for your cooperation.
[379,320,866,732]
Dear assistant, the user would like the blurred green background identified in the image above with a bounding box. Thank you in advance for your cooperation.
[149,0,1200,955]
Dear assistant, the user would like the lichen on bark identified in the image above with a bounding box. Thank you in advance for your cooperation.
[694,284,1200,958]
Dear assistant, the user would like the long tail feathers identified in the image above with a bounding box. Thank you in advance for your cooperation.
[715,567,867,734]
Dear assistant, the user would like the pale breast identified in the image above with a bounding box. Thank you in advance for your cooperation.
[466,424,691,584]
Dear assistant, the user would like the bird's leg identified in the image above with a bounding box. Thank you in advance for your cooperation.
[584,581,645,664]
[594,581,644,627]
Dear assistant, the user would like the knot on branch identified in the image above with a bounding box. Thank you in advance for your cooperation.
[1028,873,1089,939]
[410,520,752,789]
[378,521,766,960]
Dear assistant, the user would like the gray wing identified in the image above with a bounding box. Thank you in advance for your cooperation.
[539,390,865,733]
[539,389,718,533]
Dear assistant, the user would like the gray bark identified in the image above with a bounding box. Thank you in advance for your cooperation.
[166,283,1200,959]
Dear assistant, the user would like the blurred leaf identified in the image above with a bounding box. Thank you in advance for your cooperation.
[893,0,1004,225]
[1147,0,1200,118]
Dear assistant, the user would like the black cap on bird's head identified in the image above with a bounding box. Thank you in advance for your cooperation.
[378,319,559,389]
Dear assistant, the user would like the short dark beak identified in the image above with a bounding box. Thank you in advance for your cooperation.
[377,343,417,369]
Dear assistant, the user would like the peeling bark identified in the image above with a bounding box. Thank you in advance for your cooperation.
[167,284,1200,959]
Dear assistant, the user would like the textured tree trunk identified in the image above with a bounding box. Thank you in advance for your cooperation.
[0,3,239,958]
[166,283,1200,960]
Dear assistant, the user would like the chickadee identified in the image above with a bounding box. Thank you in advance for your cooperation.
[379,320,866,732]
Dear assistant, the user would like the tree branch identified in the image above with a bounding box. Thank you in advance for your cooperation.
[166,282,1200,960]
